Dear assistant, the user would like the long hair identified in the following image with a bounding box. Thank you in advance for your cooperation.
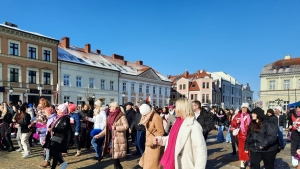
[175,98,194,118]
[249,115,263,133]
[39,98,50,109]
[0,103,7,117]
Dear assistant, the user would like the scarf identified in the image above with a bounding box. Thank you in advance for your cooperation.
[140,110,154,126]
[108,108,121,131]
[50,114,67,136]
[216,114,224,118]
[240,112,251,133]
[160,117,185,169]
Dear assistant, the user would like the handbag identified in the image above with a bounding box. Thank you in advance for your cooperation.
[51,136,63,144]
[232,128,240,136]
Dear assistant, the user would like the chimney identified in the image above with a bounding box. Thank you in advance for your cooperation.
[85,44,91,53]
[124,60,127,65]
[112,54,124,60]
[196,70,201,75]
[96,49,101,54]
[136,60,143,65]
[62,37,70,48]
[284,55,291,60]
[183,71,189,78]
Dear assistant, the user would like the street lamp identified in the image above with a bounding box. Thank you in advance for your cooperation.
[9,87,13,102]
[274,98,283,106]
[122,93,126,105]
[37,84,43,100]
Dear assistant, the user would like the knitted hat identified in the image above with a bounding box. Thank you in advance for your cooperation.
[140,104,151,115]
[94,99,102,107]
[68,104,76,112]
[57,104,68,114]
[251,107,265,119]
[275,106,282,112]
[241,103,249,109]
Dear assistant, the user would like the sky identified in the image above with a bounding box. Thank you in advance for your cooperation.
[1,0,300,100]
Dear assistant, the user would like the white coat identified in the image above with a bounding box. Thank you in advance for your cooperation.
[157,116,207,169]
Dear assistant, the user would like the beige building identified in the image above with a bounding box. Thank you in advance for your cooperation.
[260,55,300,112]
[0,22,59,104]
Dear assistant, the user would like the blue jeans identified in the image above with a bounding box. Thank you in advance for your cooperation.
[135,130,146,154]
[217,126,225,142]
[278,126,285,148]
[91,137,104,157]
[225,127,231,142]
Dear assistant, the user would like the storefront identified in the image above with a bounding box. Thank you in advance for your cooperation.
[27,89,52,105]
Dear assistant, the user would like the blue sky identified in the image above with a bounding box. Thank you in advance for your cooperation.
[1,0,300,100]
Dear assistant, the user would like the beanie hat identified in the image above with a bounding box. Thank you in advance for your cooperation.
[241,103,249,109]
[275,106,282,112]
[68,104,76,112]
[44,107,54,114]
[140,104,151,115]
[95,99,102,107]
[251,107,265,119]
[57,104,68,114]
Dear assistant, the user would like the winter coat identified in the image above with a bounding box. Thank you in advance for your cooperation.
[158,116,207,169]
[196,109,215,137]
[101,111,129,159]
[165,114,176,134]
[139,111,165,169]
[245,118,279,152]
[48,115,71,153]
[20,113,31,133]
[125,108,135,127]
[70,111,81,133]
[1,112,13,135]
[80,110,93,129]
[215,114,227,126]
[267,115,278,127]
[275,114,286,127]
[130,112,145,131]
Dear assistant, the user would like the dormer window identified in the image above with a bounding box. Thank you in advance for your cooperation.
[286,65,290,68]
[192,84,195,87]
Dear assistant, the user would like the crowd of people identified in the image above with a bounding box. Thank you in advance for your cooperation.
[1,97,300,169]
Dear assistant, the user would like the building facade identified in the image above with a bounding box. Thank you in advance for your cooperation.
[58,37,119,105]
[242,83,254,109]
[260,55,300,112]
[0,22,59,104]
[103,55,172,107]
[168,70,213,106]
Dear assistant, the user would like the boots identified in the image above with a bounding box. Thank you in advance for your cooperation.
[5,137,15,152]
[75,150,81,156]
[39,161,50,168]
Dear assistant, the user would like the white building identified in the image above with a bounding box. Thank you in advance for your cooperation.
[103,54,172,107]
[57,37,119,105]
[242,83,254,109]
[210,72,243,109]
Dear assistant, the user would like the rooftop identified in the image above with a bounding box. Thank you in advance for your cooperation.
[260,55,300,75]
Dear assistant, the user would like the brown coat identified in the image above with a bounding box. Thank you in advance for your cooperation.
[139,111,165,169]
[100,112,129,159]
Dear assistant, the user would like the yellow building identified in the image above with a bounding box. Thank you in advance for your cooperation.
[259,55,300,112]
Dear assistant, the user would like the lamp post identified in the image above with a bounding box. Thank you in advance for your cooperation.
[274,98,283,106]
[122,93,126,105]
[9,87,13,102]
[37,84,43,101]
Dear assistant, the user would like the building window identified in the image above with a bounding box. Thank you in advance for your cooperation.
[153,87,156,94]
[101,79,105,90]
[110,81,114,90]
[179,84,182,90]
[43,50,51,61]
[76,76,82,87]
[195,94,197,100]
[269,80,275,90]
[10,68,19,82]
[223,85,225,93]
[28,70,36,84]
[139,84,143,93]
[77,97,82,106]
[206,94,209,103]
[183,84,186,90]
[123,82,127,91]
[89,78,94,88]
[159,87,162,95]
[203,82,205,88]
[110,98,114,103]
[191,94,194,100]
[63,75,70,86]
[28,47,36,59]
[284,80,290,89]
[131,83,135,92]
[102,99,106,105]
[146,86,149,94]
[63,96,70,103]
[43,72,51,85]
[202,94,205,103]
[10,42,19,56]
[232,87,234,94]
[183,94,185,98]
[206,82,209,88]
[165,87,168,95]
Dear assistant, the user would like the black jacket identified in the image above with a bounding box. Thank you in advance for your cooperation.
[1,112,13,135]
[245,118,279,152]
[125,108,135,127]
[277,114,286,127]
[80,110,94,129]
[130,112,145,131]
[196,108,215,136]
[215,114,227,126]
[20,113,31,133]
[267,115,278,126]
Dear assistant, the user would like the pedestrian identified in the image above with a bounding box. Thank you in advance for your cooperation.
[153,98,207,169]
[138,104,164,169]
[96,102,129,169]
[87,99,107,162]
[0,103,15,152]
[229,109,239,155]
[288,103,300,167]
[245,107,279,169]
[19,106,31,158]
[225,109,234,143]
[68,103,81,157]
[231,103,251,169]
[130,106,145,158]
[124,102,135,153]
[79,103,93,149]
[192,100,215,141]
[275,106,285,149]
[164,107,176,135]
[216,108,227,142]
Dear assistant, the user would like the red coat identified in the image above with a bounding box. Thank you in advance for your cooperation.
[231,111,250,161]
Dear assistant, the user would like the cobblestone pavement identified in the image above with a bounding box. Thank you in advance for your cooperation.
[0,130,294,169]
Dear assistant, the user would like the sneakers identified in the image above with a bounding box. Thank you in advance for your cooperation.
[16,148,23,152]
[22,153,31,158]
[74,150,81,157]
[39,161,50,168]
[60,162,68,169]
